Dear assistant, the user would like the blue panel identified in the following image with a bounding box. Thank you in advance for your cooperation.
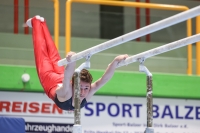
[0,116,25,133]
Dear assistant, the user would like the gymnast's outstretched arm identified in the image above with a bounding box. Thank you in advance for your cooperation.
[86,54,129,100]
[56,52,76,102]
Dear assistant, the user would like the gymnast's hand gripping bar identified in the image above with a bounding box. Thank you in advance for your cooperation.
[58,5,200,66]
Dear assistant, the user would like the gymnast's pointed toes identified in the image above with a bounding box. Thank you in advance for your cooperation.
[25,18,33,28]
[40,17,44,22]
[35,15,44,22]
[35,15,40,20]
[26,15,45,28]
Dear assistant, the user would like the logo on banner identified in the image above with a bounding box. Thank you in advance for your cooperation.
[0,101,74,117]
[84,102,200,120]
[25,122,73,133]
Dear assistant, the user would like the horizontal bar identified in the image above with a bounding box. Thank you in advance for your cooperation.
[117,33,200,68]
[71,0,188,11]
[58,5,200,66]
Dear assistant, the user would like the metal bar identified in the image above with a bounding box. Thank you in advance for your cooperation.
[139,65,153,132]
[53,0,59,50]
[24,0,29,34]
[65,0,189,54]
[145,0,150,42]
[117,33,200,68]
[70,0,188,11]
[196,16,200,75]
[72,61,90,133]
[186,19,192,75]
[136,0,141,41]
[59,5,200,66]
[66,0,71,54]
[73,71,81,125]
[146,76,153,127]
[65,0,192,74]
[14,0,18,34]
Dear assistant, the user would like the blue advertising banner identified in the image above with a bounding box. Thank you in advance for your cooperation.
[0,92,199,133]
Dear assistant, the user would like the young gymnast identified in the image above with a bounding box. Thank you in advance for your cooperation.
[25,15,128,110]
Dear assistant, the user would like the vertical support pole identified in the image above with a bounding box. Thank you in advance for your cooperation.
[73,61,90,133]
[24,0,29,34]
[73,71,82,133]
[73,71,81,125]
[53,0,59,50]
[66,0,71,54]
[139,64,154,133]
[196,16,200,75]
[145,0,150,42]
[186,18,192,75]
[146,75,153,127]
[14,0,18,34]
[135,0,140,41]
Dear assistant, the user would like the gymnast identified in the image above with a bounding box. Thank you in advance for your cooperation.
[25,15,129,111]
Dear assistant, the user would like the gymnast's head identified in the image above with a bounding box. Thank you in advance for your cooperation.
[72,69,93,99]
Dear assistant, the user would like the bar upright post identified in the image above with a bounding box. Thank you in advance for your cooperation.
[139,63,154,133]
